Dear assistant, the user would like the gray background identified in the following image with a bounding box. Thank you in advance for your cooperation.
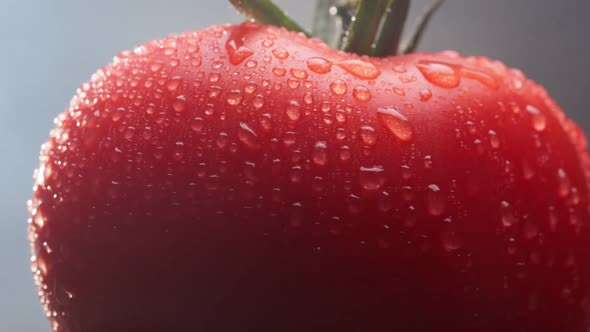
[1,0,588,330]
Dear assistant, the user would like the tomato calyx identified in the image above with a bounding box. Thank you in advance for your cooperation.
[228,0,445,57]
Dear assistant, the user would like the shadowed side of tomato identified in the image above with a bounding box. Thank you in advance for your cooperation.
[28,20,590,332]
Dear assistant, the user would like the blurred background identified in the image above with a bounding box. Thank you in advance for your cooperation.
[1,0,588,330]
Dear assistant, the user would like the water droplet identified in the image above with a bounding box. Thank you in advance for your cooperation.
[312,141,328,166]
[262,39,274,48]
[557,168,571,198]
[244,83,257,94]
[426,184,445,216]
[489,130,500,149]
[33,208,45,228]
[287,79,300,89]
[423,155,433,169]
[272,48,289,59]
[209,73,221,83]
[306,57,332,74]
[303,92,314,104]
[526,105,547,132]
[245,60,257,68]
[393,87,405,96]
[273,67,287,77]
[401,186,413,201]
[417,60,460,88]
[259,113,273,132]
[339,145,351,161]
[500,201,516,227]
[419,89,432,101]
[290,68,308,79]
[123,126,136,140]
[401,165,412,179]
[360,125,377,145]
[353,86,372,102]
[282,131,297,147]
[237,122,260,149]
[377,107,414,142]
[216,132,229,149]
[290,165,304,183]
[252,95,265,109]
[226,90,243,106]
[460,67,499,89]
[338,59,380,79]
[191,55,202,68]
[359,165,385,191]
[441,231,463,252]
[173,141,185,161]
[166,78,181,91]
[226,39,254,65]
[172,95,186,112]
[393,65,406,73]
[150,62,163,72]
[404,205,417,227]
[286,100,301,122]
[190,117,204,132]
[330,80,348,96]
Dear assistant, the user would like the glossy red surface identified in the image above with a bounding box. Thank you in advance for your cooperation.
[29,23,590,331]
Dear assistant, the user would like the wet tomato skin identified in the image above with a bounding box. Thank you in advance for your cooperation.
[29,23,590,332]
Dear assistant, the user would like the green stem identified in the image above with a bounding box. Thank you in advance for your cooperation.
[228,0,445,57]
[400,0,445,54]
[228,0,311,36]
[371,0,410,57]
[342,0,389,56]
[312,0,360,49]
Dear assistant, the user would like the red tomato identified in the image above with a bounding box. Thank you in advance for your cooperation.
[29,23,590,332]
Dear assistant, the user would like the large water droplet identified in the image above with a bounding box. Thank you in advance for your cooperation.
[359,165,385,191]
[417,60,460,88]
[306,57,332,74]
[338,59,380,79]
[426,184,445,216]
[377,107,414,142]
[226,39,254,65]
